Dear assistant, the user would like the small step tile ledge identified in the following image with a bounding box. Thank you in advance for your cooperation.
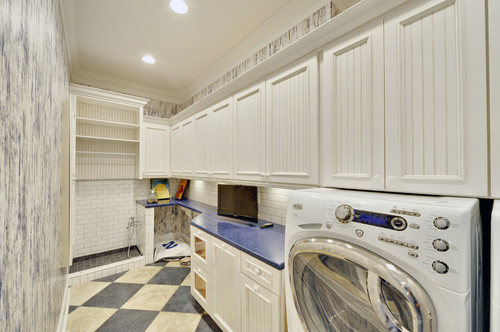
[68,255,145,287]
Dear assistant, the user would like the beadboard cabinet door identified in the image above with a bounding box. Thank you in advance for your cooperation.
[211,97,233,179]
[384,0,487,196]
[241,275,280,332]
[233,81,267,182]
[181,117,195,176]
[170,124,182,176]
[194,110,212,178]
[266,56,319,185]
[321,19,385,190]
[141,119,169,178]
[212,238,241,332]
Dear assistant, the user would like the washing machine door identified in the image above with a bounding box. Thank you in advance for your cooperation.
[289,238,436,332]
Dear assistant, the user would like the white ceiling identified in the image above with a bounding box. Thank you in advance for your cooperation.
[61,0,329,102]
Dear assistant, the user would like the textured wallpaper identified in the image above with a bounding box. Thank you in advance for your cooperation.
[0,0,70,330]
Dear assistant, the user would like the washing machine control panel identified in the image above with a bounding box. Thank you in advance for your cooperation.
[320,195,478,293]
[335,204,408,231]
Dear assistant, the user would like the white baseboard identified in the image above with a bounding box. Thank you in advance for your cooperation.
[57,273,70,332]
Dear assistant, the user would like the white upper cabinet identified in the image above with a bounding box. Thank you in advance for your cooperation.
[211,97,234,179]
[170,124,182,176]
[181,117,195,176]
[194,110,212,178]
[266,55,319,185]
[233,81,266,182]
[490,0,500,198]
[384,0,487,196]
[141,118,170,178]
[321,19,385,190]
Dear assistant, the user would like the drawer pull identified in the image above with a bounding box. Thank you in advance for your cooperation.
[253,285,260,292]
[221,243,225,248]
[253,268,261,275]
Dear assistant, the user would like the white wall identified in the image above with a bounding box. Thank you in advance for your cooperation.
[74,180,150,257]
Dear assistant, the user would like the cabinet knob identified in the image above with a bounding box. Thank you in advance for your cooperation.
[196,268,201,273]
[253,285,260,292]
[221,243,225,248]
[253,268,260,275]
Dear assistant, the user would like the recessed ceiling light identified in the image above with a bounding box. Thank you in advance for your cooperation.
[170,0,188,14]
[142,55,156,64]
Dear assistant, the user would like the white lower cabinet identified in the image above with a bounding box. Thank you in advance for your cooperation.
[241,275,280,332]
[190,226,284,332]
[191,261,212,313]
[212,238,241,332]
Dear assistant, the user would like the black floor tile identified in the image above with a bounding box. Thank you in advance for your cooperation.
[68,305,79,314]
[196,314,223,332]
[95,271,127,283]
[162,286,204,314]
[82,283,143,308]
[96,309,159,332]
[146,261,168,267]
[148,267,190,285]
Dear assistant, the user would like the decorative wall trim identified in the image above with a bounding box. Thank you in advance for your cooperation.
[56,275,70,332]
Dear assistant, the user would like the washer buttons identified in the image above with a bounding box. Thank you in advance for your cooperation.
[433,239,450,252]
[432,260,449,274]
[325,222,333,229]
[433,217,450,230]
[355,229,364,237]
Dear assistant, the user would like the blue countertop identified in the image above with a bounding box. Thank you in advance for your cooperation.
[136,199,285,270]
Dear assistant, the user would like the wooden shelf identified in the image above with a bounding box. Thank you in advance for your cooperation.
[76,135,139,143]
[76,117,139,129]
[76,151,137,156]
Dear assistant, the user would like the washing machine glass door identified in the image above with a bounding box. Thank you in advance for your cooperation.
[289,238,436,332]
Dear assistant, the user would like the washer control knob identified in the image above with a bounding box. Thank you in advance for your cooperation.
[433,239,450,252]
[432,260,449,274]
[335,204,354,223]
[390,217,407,231]
[325,222,333,229]
[433,217,450,230]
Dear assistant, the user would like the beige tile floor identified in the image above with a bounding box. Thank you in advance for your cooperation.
[66,261,222,332]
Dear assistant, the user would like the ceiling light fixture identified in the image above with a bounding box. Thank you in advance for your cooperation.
[142,55,156,64]
[170,0,188,14]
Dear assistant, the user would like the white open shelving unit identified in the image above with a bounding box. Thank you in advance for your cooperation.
[70,84,149,180]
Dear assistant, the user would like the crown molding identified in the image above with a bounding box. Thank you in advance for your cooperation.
[178,0,329,101]
[170,0,409,124]
[58,0,80,79]
[70,83,150,107]
[72,70,180,103]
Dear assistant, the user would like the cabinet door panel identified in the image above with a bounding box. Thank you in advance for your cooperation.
[266,56,319,185]
[181,118,195,175]
[385,0,487,195]
[241,275,281,332]
[142,121,169,178]
[170,125,182,175]
[194,111,211,178]
[490,0,500,198]
[321,19,384,190]
[211,98,233,179]
[234,82,266,182]
[212,239,240,332]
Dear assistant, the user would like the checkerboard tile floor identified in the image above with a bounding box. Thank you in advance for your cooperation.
[66,260,222,332]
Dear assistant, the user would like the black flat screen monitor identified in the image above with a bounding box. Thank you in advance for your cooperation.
[217,185,258,222]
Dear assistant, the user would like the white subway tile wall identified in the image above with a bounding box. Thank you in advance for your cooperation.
[257,187,290,226]
[171,179,290,226]
[74,179,151,257]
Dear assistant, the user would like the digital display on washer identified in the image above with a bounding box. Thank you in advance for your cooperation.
[353,210,407,231]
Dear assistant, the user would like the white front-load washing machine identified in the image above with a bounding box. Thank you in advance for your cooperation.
[285,188,482,332]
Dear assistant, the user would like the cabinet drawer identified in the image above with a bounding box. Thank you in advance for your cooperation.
[241,252,281,295]
[190,226,212,274]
